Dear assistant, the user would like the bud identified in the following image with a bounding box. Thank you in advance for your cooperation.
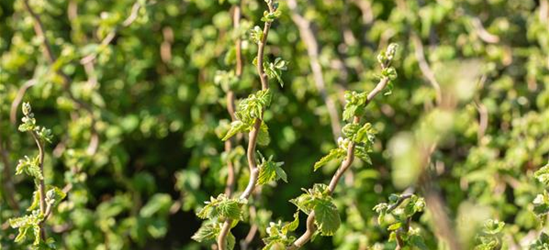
[22,102,32,116]
[386,43,398,61]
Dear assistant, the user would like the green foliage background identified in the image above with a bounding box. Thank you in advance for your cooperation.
[1,0,549,249]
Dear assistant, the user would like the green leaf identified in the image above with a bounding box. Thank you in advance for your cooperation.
[314,199,341,236]
[342,91,368,121]
[222,121,248,141]
[257,122,271,146]
[191,223,219,242]
[15,155,43,180]
[282,212,299,234]
[354,146,372,165]
[409,234,429,250]
[290,193,315,215]
[37,127,53,143]
[257,153,286,185]
[533,191,549,215]
[45,186,67,208]
[535,164,549,186]
[9,210,44,246]
[226,231,236,250]
[27,191,41,211]
[482,219,505,235]
[250,26,264,44]
[196,194,245,221]
[314,148,346,171]
[387,222,402,231]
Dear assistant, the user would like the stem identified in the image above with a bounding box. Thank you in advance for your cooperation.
[223,3,242,198]
[387,194,413,213]
[22,0,100,155]
[29,131,47,240]
[217,2,275,249]
[240,203,259,250]
[411,33,442,106]
[288,63,394,249]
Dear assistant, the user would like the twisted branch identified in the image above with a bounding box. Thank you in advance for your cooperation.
[217,2,276,249]
[288,59,394,250]
[21,0,99,155]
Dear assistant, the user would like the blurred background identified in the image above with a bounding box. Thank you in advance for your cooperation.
[1,0,549,249]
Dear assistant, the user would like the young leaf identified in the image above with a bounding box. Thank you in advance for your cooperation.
[282,212,299,234]
[314,198,341,236]
[45,186,67,208]
[222,121,248,141]
[257,122,271,146]
[15,155,43,180]
[226,231,236,250]
[196,194,246,221]
[9,210,44,246]
[535,164,549,186]
[192,223,219,243]
[313,148,346,171]
[257,153,287,185]
[27,191,40,211]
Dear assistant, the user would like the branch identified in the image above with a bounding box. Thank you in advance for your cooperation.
[411,33,442,106]
[10,80,37,125]
[386,194,413,212]
[223,3,243,198]
[288,60,394,250]
[240,201,259,250]
[80,2,142,65]
[22,0,99,155]
[471,17,500,44]
[29,130,47,240]
[287,0,342,140]
[217,2,276,249]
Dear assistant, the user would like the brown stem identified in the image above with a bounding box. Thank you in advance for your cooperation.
[288,64,394,249]
[10,80,37,125]
[217,2,275,249]
[234,6,243,77]
[223,2,242,201]
[471,17,500,44]
[22,0,100,156]
[224,138,236,197]
[240,204,259,250]
[29,131,47,240]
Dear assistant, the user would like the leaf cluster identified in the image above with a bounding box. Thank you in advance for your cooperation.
[290,184,341,236]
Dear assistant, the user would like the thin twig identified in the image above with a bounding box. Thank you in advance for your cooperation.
[22,0,99,155]
[386,194,413,212]
[288,59,394,250]
[240,201,259,250]
[471,17,500,44]
[223,3,243,198]
[29,130,47,240]
[10,80,37,125]
[287,0,342,140]
[80,2,142,65]
[411,33,442,106]
[217,2,276,249]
